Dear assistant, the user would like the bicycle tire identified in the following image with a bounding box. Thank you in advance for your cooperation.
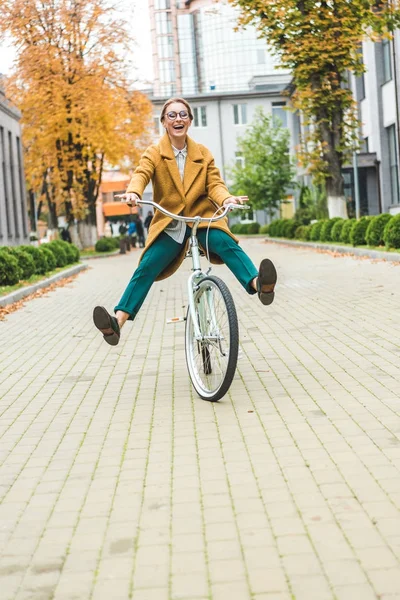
[185,275,239,401]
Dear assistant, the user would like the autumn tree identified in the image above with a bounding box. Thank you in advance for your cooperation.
[0,0,152,246]
[229,107,295,219]
[230,0,400,218]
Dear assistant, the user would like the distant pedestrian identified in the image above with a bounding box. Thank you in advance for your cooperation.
[61,227,72,243]
[144,211,153,232]
[136,215,145,248]
[118,222,128,236]
[128,220,137,248]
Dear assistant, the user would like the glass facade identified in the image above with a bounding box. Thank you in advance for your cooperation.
[272,102,288,128]
[233,104,247,125]
[382,38,392,83]
[154,6,176,97]
[388,124,399,204]
[193,106,207,127]
[177,14,198,95]
[193,3,285,93]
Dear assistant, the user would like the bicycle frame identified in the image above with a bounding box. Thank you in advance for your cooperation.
[136,199,245,340]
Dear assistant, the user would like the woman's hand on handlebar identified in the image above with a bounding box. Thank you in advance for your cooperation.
[223,195,248,207]
[115,192,140,207]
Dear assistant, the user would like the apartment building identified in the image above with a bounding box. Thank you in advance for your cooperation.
[350,34,400,216]
[0,82,29,245]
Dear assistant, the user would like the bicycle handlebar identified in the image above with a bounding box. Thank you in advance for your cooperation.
[134,198,246,223]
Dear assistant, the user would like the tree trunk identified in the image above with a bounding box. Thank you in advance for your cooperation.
[319,115,348,219]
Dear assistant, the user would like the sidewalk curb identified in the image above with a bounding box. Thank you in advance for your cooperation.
[264,237,400,262]
[81,250,120,260]
[0,263,89,308]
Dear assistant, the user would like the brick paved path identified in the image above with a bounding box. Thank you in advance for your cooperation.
[1,239,400,600]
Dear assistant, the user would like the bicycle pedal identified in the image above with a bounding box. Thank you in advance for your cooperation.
[166,317,186,324]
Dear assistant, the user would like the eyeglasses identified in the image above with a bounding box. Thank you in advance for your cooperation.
[166,110,190,121]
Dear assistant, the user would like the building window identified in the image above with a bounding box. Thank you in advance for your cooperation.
[157,35,173,59]
[16,137,27,237]
[235,151,245,168]
[9,131,19,237]
[155,0,170,8]
[383,38,393,83]
[0,128,11,236]
[257,49,266,65]
[388,124,399,204]
[272,102,288,128]
[193,106,207,127]
[233,104,247,125]
[155,12,172,35]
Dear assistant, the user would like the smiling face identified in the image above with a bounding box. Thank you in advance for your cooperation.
[161,101,192,148]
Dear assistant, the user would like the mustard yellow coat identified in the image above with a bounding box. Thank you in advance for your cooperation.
[126,133,239,280]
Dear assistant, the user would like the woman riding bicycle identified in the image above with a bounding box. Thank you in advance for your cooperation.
[93,97,277,346]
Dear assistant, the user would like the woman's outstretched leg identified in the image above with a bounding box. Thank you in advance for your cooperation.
[197,229,277,304]
[93,232,187,345]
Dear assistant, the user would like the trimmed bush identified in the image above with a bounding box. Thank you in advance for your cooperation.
[51,240,76,263]
[0,250,21,285]
[247,222,261,234]
[9,248,35,279]
[260,224,269,234]
[350,216,372,246]
[268,219,285,237]
[95,238,116,252]
[340,218,356,244]
[281,219,297,239]
[365,214,393,247]
[230,223,241,234]
[39,246,57,271]
[331,219,345,242]
[383,213,400,248]
[294,225,312,240]
[45,242,68,267]
[294,207,314,226]
[320,218,342,242]
[48,240,76,264]
[310,220,326,242]
[19,245,48,274]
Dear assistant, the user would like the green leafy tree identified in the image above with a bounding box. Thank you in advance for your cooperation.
[230,0,400,218]
[228,107,295,219]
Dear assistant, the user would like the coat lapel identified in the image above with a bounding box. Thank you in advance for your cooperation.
[159,133,185,197]
[184,136,203,195]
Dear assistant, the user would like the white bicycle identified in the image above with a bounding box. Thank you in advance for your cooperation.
[137,199,245,402]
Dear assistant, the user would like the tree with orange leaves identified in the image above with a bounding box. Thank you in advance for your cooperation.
[0,0,152,245]
[230,0,400,218]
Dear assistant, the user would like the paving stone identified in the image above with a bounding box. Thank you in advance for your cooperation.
[2,240,400,599]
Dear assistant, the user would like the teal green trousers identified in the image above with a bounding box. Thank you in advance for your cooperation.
[114,227,258,320]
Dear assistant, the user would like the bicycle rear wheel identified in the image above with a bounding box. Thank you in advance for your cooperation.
[185,275,239,401]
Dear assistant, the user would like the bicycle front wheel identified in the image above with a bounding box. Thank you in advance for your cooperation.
[185,275,239,402]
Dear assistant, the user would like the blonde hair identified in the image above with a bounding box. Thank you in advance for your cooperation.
[160,97,193,122]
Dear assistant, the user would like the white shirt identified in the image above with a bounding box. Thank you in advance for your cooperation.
[164,144,187,244]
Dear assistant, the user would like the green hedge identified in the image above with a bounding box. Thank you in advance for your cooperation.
[230,222,261,234]
[310,220,326,241]
[0,250,21,286]
[264,213,400,250]
[340,219,356,244]
[383,214,400,248]
[331,219,345,242]
[0,241,80,287]
[95,237,117,252]
[320,217,342,242]
[295,225,312,240]
[350,216,372,246]
[366,214,393,247]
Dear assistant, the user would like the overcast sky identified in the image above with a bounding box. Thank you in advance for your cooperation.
[0,0,154,86]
